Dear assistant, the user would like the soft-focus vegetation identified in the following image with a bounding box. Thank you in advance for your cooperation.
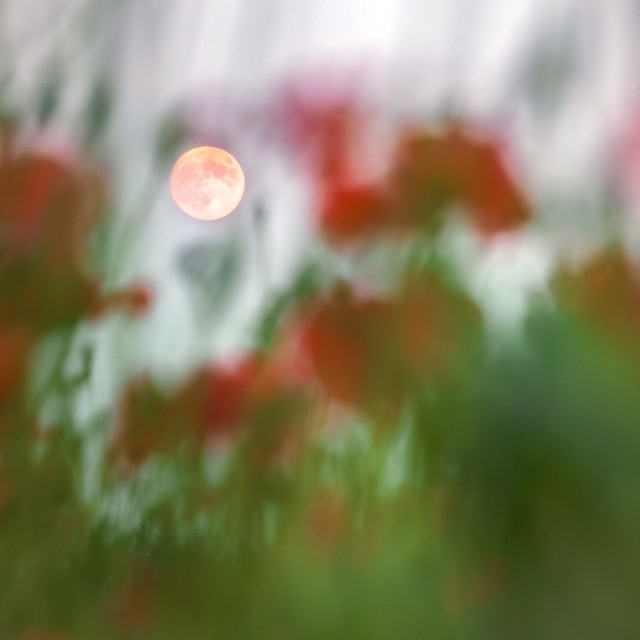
[2,2,640,638]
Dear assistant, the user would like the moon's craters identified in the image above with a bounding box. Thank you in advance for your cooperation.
[170,147,245,220]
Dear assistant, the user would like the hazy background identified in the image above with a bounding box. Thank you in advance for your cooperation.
[3,0,640,419]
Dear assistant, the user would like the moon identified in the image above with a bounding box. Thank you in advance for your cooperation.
[170,147,245,220]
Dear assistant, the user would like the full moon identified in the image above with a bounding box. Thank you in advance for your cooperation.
[170,146,245,220]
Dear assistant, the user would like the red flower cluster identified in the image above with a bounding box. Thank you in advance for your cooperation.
[392,125,532,236]
[319,125,532,245]
[300,288,396,409]
[112,348,312,469]
[0,153,70,250]
[0,141,153,428]
[272,74,531,245]
[299,275,482,413]
[271,72,368,184]
[112,267,484,468]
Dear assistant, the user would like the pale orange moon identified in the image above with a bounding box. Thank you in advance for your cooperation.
[170,146,245,220]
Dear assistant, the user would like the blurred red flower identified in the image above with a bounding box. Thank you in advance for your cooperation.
[462,139,531,236]
[112,348,312,468]
[110,375,186,469]
[1,146,152,338]
[391,125,531,237]
[396,272,483,379]
[271,72,530,245]
[203,355,260,437]
[299,287,396,409]
[318,182,411,246]
[0,153,68,250]
[0,325,32,405]
[0,149,106,255]
[201,351,312,462]
[314,123,531,246]
[299,277,482,411]
[0,149,106,331]
[554,248,640,360]
[271,72,369,184]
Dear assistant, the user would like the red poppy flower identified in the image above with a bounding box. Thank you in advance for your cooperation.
[460,139,531,236]
[0,153,69,249]
[0,148,111,332]
[320,183,386,241]
[201,350,312,451]
[299,277,482,411]
[0,149,107,254]
[202,355,260,437]
[0,325,32,405]
[396,273,483,379]
[300,293,373,407]
[110,375,187,469]
[554,248,640,360]
[318,182,410,245]
[299,286,401,409]
[112,348,312,468]
[391,125,532,237]
[272,73,368,184]
[391,128,462,228]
